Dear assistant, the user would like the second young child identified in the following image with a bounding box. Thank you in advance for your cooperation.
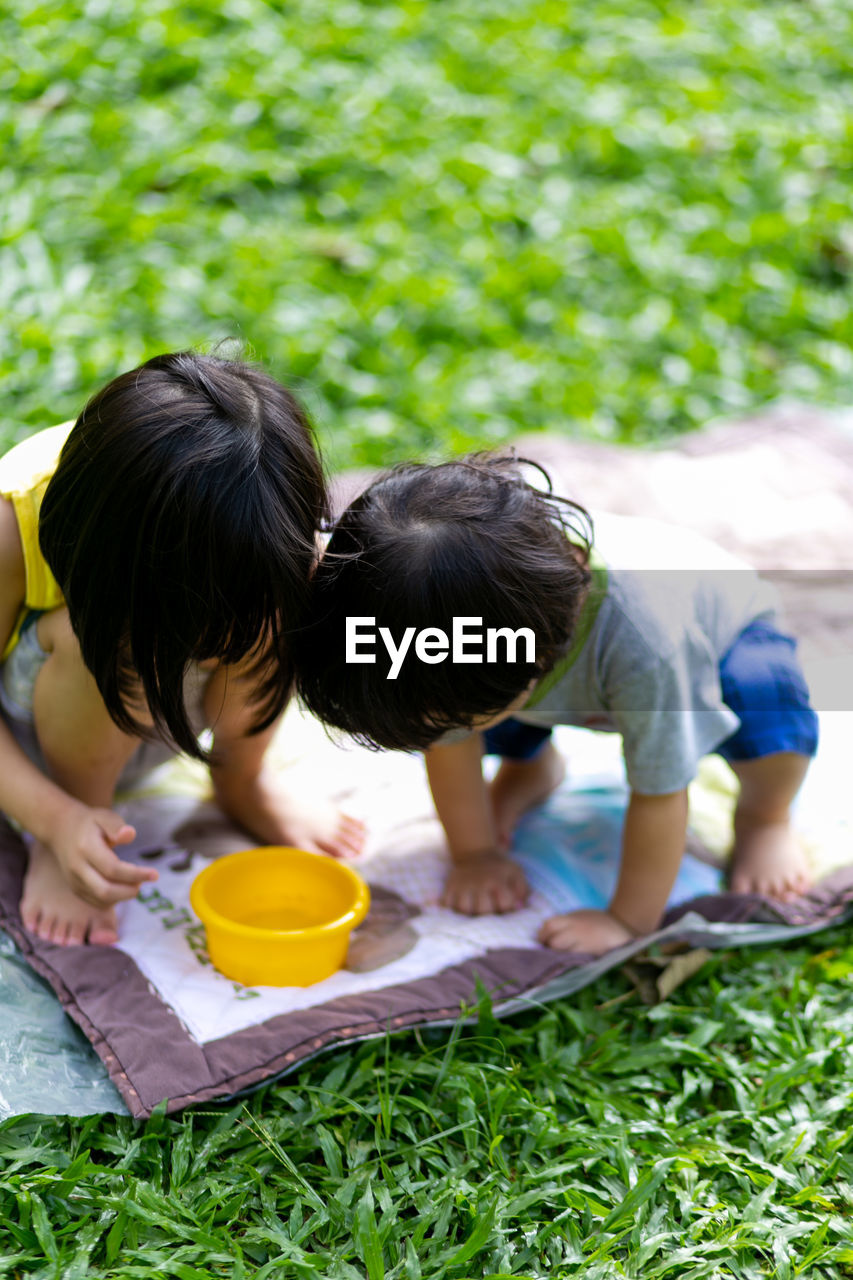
[295,454,818,956]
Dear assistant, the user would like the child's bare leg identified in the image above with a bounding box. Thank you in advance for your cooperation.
[728,752,812,901]
[21,611,142,945]
[488,742,566,850]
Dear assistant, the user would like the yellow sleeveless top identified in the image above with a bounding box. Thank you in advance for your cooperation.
[0,422,74,662]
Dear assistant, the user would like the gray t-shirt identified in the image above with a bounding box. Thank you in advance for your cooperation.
[514,514,780,794]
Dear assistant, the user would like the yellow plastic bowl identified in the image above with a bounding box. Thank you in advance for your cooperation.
[189,847,370,987]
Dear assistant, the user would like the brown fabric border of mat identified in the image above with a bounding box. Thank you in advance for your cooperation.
[3,816,853,1118]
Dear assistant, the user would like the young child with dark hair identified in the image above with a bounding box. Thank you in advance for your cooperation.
[295,453,819,956]
[0,351,363,947]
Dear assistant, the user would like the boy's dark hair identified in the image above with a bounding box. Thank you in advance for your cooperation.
[293,453,592,751]
[39,350,327,760]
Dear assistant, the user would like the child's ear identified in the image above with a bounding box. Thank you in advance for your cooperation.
[568,541,590,570]
[311,531,328,571]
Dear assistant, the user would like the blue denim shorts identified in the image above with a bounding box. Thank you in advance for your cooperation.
[483,618,819,764]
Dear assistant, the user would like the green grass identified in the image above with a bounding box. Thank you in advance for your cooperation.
[3,1,853,1273]
[1,934,852,1276]
[2,0,853,465]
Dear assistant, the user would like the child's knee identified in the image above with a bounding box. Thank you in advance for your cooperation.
[33,608,101,709]
[35,606,75,660]
[32,607,151,748]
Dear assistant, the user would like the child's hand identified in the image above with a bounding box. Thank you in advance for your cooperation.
[441,852,529,915]
[50,804,157,908]
[213,768,365,859]
[538,908,638,956]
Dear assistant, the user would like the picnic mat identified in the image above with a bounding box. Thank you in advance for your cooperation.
[0,405,851,1119]
[0,708,851,1120]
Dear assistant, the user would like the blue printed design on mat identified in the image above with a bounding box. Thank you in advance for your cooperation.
[511,785,722,915]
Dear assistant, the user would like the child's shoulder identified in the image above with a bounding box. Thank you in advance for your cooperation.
[0,422,75,498]
[0,494,27,657]
[0,494,24,578]
[589,510,778,663]
[0,424,71,629]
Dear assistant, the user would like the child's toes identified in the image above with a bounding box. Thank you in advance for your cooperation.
[87,926,118,946]
[729,869,753,896]
[21,905,41,936]
[49,917,71,945]
[87,913,119,946]
[781,872,809,902]
[792,871,811,897]
[64,921,86,946]
[763,874,789,901]
[35,913,59,943]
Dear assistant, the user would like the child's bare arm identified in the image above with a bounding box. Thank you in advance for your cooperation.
[425,736,529,914]
[203,659,289,829]
[0,499,69,842]
[207,701,280,829]
[204,661,363,856]
[0,499,151,906]
[539,788,689,953]
[610,789,689,933]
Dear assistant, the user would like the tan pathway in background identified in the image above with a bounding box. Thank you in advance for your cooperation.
[516,404,853,713]
[331,403,853,711]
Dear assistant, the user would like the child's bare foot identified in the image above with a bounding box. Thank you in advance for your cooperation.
[20,841,119,946]
[488,743,566,850]
[729,819,812,902]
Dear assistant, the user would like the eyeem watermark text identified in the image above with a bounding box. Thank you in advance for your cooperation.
[346,616,536,680]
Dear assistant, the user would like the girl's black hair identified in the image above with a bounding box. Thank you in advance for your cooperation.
[293,453,592,751]
[39,350,327,760]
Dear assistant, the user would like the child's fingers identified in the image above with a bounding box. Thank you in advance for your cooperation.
[510,869,530,907]
[492,881,521,913]
[72,866,151,908]
[537,916,571,948]
[442,861,529,916]
[94,810,137,846]
[338,816,366,857]
[100,856,158,886]
[485,868,529,914]
[473,884,494,915]
[87,845,158,890]
[447,886,470,914]
[442,882,475,915]
[537,918,555,945]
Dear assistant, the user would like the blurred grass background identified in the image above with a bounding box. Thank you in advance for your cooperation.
[2,0,853,468]
[3,6,853,1274]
